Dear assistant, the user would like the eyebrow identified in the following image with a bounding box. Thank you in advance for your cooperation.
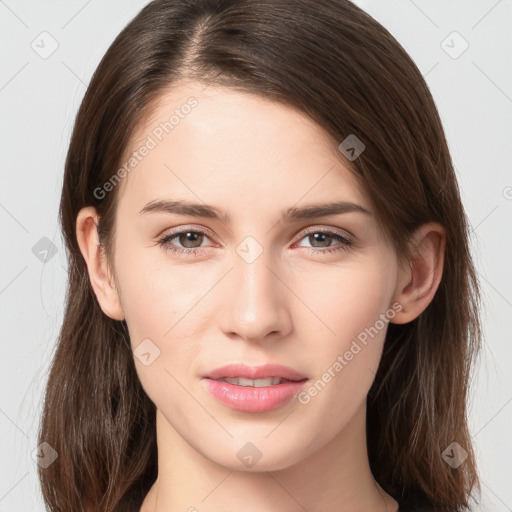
[139,199,371,223]
[139,199,371,224]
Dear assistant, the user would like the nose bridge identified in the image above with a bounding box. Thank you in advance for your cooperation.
[235,237,279,317]
[220,235,290,340]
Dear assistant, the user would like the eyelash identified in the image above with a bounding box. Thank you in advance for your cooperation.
[156,227,353,256]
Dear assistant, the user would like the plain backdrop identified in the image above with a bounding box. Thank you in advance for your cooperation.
[0,0,511,510]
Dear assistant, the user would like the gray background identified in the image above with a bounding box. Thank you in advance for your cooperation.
[1,0,511,510]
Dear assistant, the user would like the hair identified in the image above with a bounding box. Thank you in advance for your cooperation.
[37,0,483,511]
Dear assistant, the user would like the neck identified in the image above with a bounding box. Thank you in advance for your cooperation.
[140,401,398,512]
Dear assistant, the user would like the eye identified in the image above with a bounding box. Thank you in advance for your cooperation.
[295,228,353,255]
[157,229,213,255]
[157,227,353,256]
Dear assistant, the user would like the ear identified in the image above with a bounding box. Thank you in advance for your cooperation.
[390,222,446,324]
[76,206,125,321]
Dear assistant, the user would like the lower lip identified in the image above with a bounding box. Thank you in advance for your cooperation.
[202,378,308,413]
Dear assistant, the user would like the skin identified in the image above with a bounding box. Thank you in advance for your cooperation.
[76,81,445,512]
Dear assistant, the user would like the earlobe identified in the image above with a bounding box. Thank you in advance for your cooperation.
[390,222,446,325]
[76,206,125,321]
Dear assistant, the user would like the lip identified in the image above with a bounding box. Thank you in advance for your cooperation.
[201,363,308,413]
[203,363,307,381]
[201,378,308,413]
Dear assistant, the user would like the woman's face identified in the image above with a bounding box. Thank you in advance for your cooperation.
[109,81,403,470]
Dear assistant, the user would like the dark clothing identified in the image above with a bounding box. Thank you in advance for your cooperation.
[398,498,436,511]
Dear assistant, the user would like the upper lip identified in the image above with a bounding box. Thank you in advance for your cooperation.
[203,363,307,381]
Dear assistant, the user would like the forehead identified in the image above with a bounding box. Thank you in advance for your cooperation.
[116,81,369,214]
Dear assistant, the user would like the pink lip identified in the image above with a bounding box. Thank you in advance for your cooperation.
[202,378,308,413]
[203,363,307,381]
[201,363,308,413]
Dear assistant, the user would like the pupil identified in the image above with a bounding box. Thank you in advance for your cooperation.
[180,232,202,248]
[310,233,331,248]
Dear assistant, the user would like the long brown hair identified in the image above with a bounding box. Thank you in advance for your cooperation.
[37,1,482,510]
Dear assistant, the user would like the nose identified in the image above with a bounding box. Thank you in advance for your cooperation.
[218,245,292,343]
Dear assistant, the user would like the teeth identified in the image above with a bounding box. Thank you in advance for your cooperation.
[216,377,284,387]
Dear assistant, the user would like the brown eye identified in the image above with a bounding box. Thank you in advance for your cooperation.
[157,229,212,255]
[296,229,353,255]
[307,232,335,248]
[176,231,204,249]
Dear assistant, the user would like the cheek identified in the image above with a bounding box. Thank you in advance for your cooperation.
[292,255,396,345]
[114,241,202,337]
[116,239,397,356]
[114,246,222,390]
[292,256,397,405]
[114,254,206,416]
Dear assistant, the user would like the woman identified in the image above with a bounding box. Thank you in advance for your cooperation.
[37,1,482,511]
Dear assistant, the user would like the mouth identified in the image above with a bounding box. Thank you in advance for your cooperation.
[201,363,308,412]
[212,376,306,387]
[203,363,307,384]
